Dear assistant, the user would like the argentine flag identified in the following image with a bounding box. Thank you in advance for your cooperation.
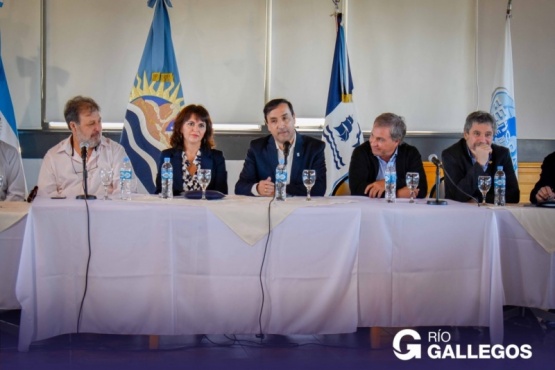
[0,27,24,162]
[120,0,184,193]
[322,13,362,196]
[490,6,517,173]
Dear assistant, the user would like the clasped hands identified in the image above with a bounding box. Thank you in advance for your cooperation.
[536,186,555,203]
[364,179,417,199]
[470,143,492,167]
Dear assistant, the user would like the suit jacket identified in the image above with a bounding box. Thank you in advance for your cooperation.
[441,138,519,203]
[155,147,228,195]
[530,151,555,203]
[234,133,326,196]
[349,141,428,198]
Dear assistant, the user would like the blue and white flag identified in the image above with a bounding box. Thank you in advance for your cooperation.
[322,13,362,195]
[120,0,184,193]
[0,28,22,152]
[490,5,517,173]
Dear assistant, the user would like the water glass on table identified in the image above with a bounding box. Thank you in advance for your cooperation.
[197,169,212,200]
[478,175,491,206]
[405,172,420,203]
[100,167,113,200]
[302,169,316,201]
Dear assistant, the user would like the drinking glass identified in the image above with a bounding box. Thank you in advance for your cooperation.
[100,167,113,200]
[302,169,316,201]
[405,172,420,203]
[478,176,491,206]
[197,169,212,200]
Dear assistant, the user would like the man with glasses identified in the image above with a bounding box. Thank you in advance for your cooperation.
[235,98,326,197]
[349,112,427,198]
[37,96,129,198]
[441,111,519,203]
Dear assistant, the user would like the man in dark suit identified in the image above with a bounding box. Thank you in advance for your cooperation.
[442,111,519,203]
[530,151,555,204]
[349,113,427,198]
[235,98,326,197]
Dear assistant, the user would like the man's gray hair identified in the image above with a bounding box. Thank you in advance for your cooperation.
[373,113,406,142]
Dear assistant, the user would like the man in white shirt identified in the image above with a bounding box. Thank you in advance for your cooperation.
[37,96,129,198]
[0,140,26,201]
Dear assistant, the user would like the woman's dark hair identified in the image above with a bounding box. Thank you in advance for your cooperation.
[169,104,215,150]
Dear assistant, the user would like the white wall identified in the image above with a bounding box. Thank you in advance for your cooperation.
[1,0,554,138]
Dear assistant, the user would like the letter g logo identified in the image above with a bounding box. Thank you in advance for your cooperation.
[393,329,422,360]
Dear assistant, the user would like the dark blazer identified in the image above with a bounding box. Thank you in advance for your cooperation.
[530,151,555,204]
[155,147,228,195]
[234,133,326,196]
[349,141,428,198]
[442,138,519,203]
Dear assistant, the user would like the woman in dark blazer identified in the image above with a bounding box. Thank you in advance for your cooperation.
[155,104,228,195]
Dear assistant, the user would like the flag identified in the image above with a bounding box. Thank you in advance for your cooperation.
[120,0,184,193]
[0,28,24,158]
[490,2,517,173]
[322,13,362,195]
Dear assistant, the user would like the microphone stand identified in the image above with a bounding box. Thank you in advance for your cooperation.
[76,146,97,200]
[427,164,447,205]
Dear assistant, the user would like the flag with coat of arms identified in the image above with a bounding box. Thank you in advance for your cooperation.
[0,16,27,190]
[120,0,184,193]
[322,13,362,195]
[490,1,517,173]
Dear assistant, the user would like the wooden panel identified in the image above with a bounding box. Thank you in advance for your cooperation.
[518,162,541,203]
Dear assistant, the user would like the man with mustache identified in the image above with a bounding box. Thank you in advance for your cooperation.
[442,111,519,203]
[37,96,130,198]
[235,98,326,197]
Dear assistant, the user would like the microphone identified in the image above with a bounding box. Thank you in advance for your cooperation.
[283,141,291,166]
[80,141,90,162]
[428,153,443,168]
[76,140,96,200]
[427,153,447,206]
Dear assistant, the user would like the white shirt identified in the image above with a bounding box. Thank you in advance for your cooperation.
[37,136,129,198]
[0,141,26,201]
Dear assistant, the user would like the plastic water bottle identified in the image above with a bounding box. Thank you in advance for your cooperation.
[119,157,132,200]
[161,157,173,199]
[384,161,397,203]
[275,158,287,201]
[494,166,506,206]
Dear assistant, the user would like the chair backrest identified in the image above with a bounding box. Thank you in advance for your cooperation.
[428,177,445,198]
[333,181,351,196]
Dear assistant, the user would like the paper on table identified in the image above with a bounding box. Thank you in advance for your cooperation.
[505,207,555,253]
[0,202,30,233]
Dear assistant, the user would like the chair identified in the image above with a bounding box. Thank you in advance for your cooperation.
[428,177,445,199]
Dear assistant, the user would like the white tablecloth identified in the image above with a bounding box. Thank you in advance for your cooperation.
[353,198,504,344]
[15,196,525,350]
[0,208,27,309]
[495,207,555,309]
[16,197,361,351]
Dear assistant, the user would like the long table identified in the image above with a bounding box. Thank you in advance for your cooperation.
[496,208,555,309]
[15,196,549,351]
[16,196,361,351]
[0,202,29,310]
